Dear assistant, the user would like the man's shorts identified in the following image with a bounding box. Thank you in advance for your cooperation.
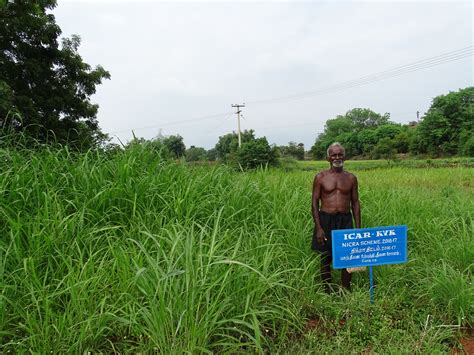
[312,211,353,258]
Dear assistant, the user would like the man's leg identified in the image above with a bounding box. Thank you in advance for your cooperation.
[341,268,352,291]
[320,253,332,293]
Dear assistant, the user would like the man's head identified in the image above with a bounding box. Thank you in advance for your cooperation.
[327,142,345,168]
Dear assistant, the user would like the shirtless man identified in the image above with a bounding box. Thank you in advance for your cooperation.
[311,142,361,292]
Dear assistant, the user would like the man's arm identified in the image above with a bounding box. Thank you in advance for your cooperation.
[312,174,326,244]
[351,175,361,228]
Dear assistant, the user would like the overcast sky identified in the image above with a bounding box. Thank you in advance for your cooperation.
[54,0,473,149]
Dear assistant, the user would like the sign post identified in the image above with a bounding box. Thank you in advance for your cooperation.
[369,266,374,304]
[332,225,407,303]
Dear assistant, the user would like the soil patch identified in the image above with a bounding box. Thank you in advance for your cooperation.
[452,327,474,354]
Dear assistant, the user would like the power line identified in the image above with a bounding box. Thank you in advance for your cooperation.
[246,46,473,105]
[207,111,234,135]
[247,47,473,104]
[106,46,472,137]
[108,111,233,135]
[252,111,423,132]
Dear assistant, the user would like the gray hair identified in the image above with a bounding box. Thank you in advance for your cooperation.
[327,142,345,157]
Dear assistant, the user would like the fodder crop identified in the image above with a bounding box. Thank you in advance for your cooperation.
[0,145,472,352]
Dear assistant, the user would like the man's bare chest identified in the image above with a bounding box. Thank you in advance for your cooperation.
[321,175,352,194]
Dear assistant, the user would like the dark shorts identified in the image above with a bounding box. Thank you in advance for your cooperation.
[312,211,353,256]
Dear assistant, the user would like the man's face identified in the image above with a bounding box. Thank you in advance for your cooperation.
[327,146,345,168]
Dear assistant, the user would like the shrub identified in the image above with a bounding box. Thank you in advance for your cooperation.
[185,146,207,162]
[235,137,277,170]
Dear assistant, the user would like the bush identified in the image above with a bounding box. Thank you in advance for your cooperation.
[235,137,277,170]
[185,146,207,162]
[279,156,298,171]
[459,134,474,157]
[163,134,186,158]
[373,137,397,161]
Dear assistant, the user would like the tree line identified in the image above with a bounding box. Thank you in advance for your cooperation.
[126,130,307,169]
[1,1,472,166]
[310,87,473,160]
[149,86,474,167]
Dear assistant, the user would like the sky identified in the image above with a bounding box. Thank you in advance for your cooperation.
[54,0,473,150]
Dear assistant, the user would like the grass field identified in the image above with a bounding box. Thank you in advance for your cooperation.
[0,145,472,352]
[294,157,474,171]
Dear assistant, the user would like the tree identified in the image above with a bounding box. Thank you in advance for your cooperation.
[393,130,410,154]
[345,108,390,131]
[124,135,170,159]
[310,108,392,159]
[408,128,424,155]
[185,146,207,162]
[310,133,333,160]
[0,0,110,149]
[459,132,474,157]
[373,137,397,162]
[325,116,353,137]
[310,117,353,159]
[375,124,403,140]
[280,141,305,160]
[417,87,473,156]
[235,137,277,170]
[214,129,255,161]
[206,148,217,161]
[163,134,186,158]
[356,129,377,156]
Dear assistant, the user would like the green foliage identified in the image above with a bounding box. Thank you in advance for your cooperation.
[0,147,471,352]
[214,130,278,170]
[206,147,217,161]
[375,123,403,140]
[279,155,299,171]
[214,129,255,162]
[214,130,278,169]
[325,116,353,136]
[372,137,397,162]
[344,108,390,132]
[408,128,424,155]
[296,157,474,171]
[393,130,410,154]
[0,81,15,116]
[280,141,305,160]
[459,129,474,157]
[337,131,359,157]
[353,129,375,156]
[125,135,170,159]
[310,88,473,159]
[235,137,278,170]
[0,0,110,149]
[185,145,207,162]
[417,87,474,156]
[311,108,393,159]
[309,135,329,160]
[163,134,186,158]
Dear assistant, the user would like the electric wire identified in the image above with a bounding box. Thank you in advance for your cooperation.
[246,46,473,105]
[252,111,422,132]
[109,111,234,135]
[107,46,472,137]
[207,111,234,135]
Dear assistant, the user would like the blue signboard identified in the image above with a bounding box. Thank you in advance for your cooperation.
[331,225,407,269]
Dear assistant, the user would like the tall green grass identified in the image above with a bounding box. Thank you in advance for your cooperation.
[0,145,472,352]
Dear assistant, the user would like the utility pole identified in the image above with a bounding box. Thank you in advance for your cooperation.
[231,103,245,147]
[416,111,420,122]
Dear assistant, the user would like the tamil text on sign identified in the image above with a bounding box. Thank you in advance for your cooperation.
[331,225,407,269]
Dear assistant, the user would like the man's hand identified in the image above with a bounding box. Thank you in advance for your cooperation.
[316,227,327,245]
